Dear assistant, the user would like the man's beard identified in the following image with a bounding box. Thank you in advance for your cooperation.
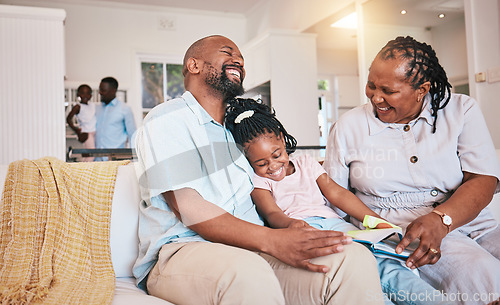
[205,63,244,100]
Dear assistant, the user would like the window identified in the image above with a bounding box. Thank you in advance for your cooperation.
[318,79,329,91]
[140,60,184,114]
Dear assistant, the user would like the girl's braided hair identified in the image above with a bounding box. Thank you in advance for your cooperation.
[225,98,297,154]
[378,36,452,133]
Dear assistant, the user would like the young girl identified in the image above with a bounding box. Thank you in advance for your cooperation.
[225,98,450,305]
[66,84,96,161]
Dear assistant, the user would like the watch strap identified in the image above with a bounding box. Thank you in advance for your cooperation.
[431,210,451,233]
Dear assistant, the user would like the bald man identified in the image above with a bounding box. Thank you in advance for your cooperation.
[133,35,385,305]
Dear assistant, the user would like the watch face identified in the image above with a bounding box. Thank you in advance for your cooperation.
[443,215,452,226]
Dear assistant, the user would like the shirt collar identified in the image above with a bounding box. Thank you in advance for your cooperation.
[183,91,217,126]
[366,93,433,135]
[103,97,118,107]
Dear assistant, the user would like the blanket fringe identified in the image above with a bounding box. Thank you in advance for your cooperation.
[0,284,49,305]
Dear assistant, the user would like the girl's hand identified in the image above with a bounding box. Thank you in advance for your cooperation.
[78,132,89,143]
[374,222,393,229]
[287,219,313,229]
[396,213,447,269]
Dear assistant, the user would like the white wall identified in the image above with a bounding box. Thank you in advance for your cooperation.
[464,0,500,148]
[432,16,468,84]
[0,5,66,163]
[270,33,320,146]
[244,31,320,146]
[317,49,358,76]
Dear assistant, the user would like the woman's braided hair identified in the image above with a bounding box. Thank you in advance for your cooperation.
[225,98,297,154]
[378,36,452,133]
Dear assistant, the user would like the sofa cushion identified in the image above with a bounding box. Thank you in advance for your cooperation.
[0,165,8,196]
[112,278,174,305]
[110,163,141,278]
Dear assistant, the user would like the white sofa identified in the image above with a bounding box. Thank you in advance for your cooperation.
[108,164,173,305]
[1,155,500,305]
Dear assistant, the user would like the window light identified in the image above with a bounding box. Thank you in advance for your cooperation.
[330,12,357,29]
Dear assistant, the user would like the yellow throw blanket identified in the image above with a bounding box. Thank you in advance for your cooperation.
[0,157,129,305]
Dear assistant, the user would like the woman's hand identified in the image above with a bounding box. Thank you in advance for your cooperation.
[396,212,447,269]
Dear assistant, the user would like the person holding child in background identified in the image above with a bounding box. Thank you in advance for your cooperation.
[66,84,96,162]
[96,77,137,150]
[323,36,500,305]
[225,97,450,305]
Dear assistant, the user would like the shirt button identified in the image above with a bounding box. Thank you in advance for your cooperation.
[430,189,439,197]
[410,156,418,163]
[403,125,410,132]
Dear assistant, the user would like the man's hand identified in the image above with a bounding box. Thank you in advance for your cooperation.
[265,227,353,273]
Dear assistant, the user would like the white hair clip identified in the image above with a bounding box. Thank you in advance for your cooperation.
[234,110,255,124]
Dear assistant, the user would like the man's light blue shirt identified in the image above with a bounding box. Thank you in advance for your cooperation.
[95,98,137,148]
[133,91,263,288]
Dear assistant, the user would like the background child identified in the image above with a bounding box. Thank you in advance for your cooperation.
[225,98,450,305]
[66,84,96,162]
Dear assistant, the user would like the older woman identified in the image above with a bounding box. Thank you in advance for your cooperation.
[324,36,500,305]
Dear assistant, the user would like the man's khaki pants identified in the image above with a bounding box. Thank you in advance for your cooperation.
[147,241,385,305]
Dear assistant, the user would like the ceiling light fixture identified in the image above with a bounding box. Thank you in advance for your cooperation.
[330,12,357,29]
[438,13,445,18]
[401,9,407,15]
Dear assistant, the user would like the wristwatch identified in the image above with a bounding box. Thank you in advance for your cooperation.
[431,210,452,233]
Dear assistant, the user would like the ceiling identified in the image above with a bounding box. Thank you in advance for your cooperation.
[50,0,465,51]
[54,0,263,14]
[48,0,464,23]
[307,0,465,51]
[363,0,464,28]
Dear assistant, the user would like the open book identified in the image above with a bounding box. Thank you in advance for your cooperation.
[346,217,418,261]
